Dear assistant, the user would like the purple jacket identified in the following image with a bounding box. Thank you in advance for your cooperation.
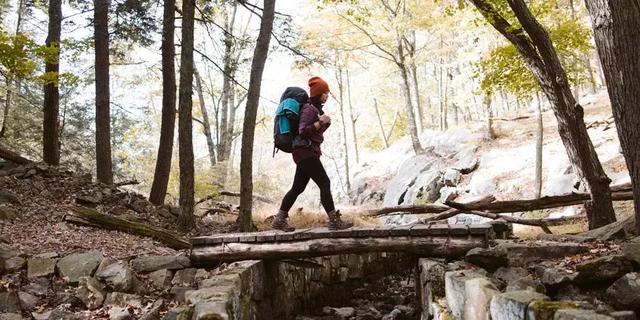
[292,102,330,164]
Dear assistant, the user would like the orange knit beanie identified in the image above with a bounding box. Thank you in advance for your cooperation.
[308,76,330,97]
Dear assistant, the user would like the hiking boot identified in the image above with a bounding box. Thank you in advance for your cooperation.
[327,210,353,230]
[271,211,295,232]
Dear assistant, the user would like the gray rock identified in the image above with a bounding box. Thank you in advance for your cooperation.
[184,287,231,305]
[75,276,106,310]
[554,309,614,320]
[23,278,49,297]
[56,251,103,283]
[0,245,18,260]
[148,269,173,291]
[453,147,479,174]
[0,313,23,320]
[95,261,133,292]
[506,277,546,294]
[464,277,500,320]
[162,306,193,320]
[131,255,190,272]
[192,301,228,320]
[465,246,508,271]
[31,311,52,320]
[527,301,586,320]
[438,186,459,203]
[535,263,579,287]
[494,267,529,283]
[605,272,640,311]
[95,257,116,276]
[500,241,589,267]
[140,299,164,320]
[18,291,39,311]
[109,307,131,320]
[104,292,142,309]
[576,255,634,284]
[419,259,446,318]
[171,286,196,303]
[325,307,355,319]
[33,252,58,259]
[382,155,433,206]
[171,268,197,287]
[489,290,550,320]
[554,285,591,302]
[0,189,20,205]
[622,237,640,265]
[3,257,25,272]
[47,309,80,320]
[444,169,462,186]
[0,292,20,313]
[445,269,487,319]
[27,257,57,278]
[609,311,636,320]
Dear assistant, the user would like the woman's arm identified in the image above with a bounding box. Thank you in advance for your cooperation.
[298,105,320,138]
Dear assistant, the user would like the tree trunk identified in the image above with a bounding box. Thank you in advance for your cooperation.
[94,0,113,184]
[373,98,388,148]
[195,68,216,167]
[237,0,275,232]
[470,0,616,229]
[345,69,359,164]
[535,92,543,198]
[484,93,496,140]
[177,0,195,230]
[410,63,424,132]
[585,0,640,234]
[149,0,177,206]
[42,0,62,166]
[335,67,351,193]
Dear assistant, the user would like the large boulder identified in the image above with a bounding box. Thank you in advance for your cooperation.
[621,237,640,265]
[535,263,579,287]
[419,259,446,319]
[493,267,529,283]
[17,292,39,311]
[506,277,546,294]
[605,273,640,311]
[171,268,197,287]
[139,299,164,320]
[95,261,134,292]
[27,257,57,278]
[444,169,462,187]
[148,269,173,291]
[3,257,25,273]
[575,255,634,284]
[445,269,487,319]
[465,246,508,271]
[75,276,106,310]
[489,290,549,320]
[553,309,614,320]
[464,277,500,320]
[162,306,193,320]
[131,255,190,273]
[192,301,228,320]
[382,155,437,206]
[56,251,103,283]
[0,292,20,313]
[526,301,587,320]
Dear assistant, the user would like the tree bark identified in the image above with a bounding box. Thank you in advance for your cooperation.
[410,63,424,132]
[194,68,216,167]
[484,93,496,140]
[345,69,359,164]
[237,0,275,232]
[0,145,32,164]
[335,66,351,193]
[470,0,616,229]
[373,98,388,148]
[94,0,113,184]
[42,0,61,165]
[149,0,177,206]
[535,92,543,198]
[584,0,640,234]
[399,63,423,154]
[177,0,195,230]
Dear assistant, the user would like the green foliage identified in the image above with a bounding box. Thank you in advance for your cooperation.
[473,3,593,98]
[0,31,40,79]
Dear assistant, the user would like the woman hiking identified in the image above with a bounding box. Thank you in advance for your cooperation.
[272,76,354,232]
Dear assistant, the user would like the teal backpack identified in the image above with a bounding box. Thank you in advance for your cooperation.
[273,87,309,154]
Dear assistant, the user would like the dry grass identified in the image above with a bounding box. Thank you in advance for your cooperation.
[251,204,380,231]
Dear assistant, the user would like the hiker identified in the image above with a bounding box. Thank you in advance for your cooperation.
[272,76,354,232]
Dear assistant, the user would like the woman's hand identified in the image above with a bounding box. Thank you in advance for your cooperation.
[319,114,331,125]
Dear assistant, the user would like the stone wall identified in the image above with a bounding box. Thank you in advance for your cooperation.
[190,252,410,320]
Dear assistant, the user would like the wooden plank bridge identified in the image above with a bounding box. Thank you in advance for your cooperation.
[190,224,496,263]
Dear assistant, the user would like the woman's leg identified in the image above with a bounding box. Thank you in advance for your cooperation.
[279,164,311,213]
[300,157,335,213]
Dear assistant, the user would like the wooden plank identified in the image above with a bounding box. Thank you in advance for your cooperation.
[237,234,257,243]
[256,232,279,243]
[293,228,314,241]
[469,224,492,235]
[350,227,375,237]
[389,225,412,237]
[429,224,449,235]
[409,224,433,237]
[449,224,470,236]
[275,231,297,242]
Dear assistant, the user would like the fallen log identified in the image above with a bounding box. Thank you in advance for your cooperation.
[368,188,633,217]
[366,195,496,217]
[426,205,587,227]
[446,191,633,213]
[0,145,32,165]
[64,206,190,250]
[219,191,274,204]
[190,236,488,263]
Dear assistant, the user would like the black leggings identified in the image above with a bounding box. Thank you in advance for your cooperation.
[279,157,335,214]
